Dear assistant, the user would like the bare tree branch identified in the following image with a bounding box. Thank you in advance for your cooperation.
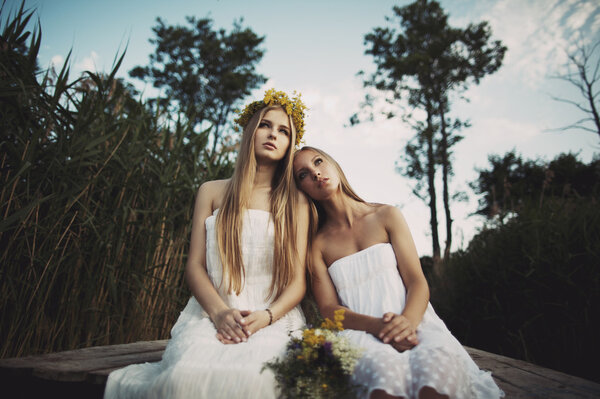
[550,40,600,140]
[549,123,598,134]
[550,95,591,113]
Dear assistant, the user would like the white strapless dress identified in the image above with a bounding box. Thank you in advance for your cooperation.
[329,243,503,399]
[104,209,305,399]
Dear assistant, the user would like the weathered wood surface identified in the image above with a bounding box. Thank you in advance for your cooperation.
[0,340,167,385]
[465,347,599,398]
[0,340,598,398]
[0,340,167,398]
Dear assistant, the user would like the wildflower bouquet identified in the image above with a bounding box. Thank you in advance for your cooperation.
[263,309,364,398]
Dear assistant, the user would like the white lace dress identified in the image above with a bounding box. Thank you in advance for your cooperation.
[104,209,306,399]
[329,243,503,399]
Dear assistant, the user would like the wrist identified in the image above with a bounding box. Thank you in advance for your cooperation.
[401,312,420,329]
[265,308,273,325]
[208,305,229,323]
[366,315,383,336]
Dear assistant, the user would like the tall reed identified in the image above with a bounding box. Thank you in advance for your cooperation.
[0,3,234,358]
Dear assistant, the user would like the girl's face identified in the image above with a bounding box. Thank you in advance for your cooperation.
[253,108,291,163]
[293,149,340,201]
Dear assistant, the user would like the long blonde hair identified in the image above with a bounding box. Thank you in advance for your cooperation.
[216,105,300,300]
[294,146,366,276]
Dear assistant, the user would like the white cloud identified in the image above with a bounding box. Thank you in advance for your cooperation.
[474,0,600,88]
[592,10,600,33]
[50,54,64,69]
[464,117,540,152]
[566,2,593,31]
[76,51,100,73]
[302,80,410,169]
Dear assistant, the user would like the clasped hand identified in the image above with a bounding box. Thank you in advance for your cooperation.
[214,308,270,344]
[378,312,419,352]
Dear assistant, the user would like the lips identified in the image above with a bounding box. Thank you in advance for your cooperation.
[263,142,277,150]
[317,178,329,188]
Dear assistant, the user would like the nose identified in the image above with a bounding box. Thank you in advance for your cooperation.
[312,170,320,180]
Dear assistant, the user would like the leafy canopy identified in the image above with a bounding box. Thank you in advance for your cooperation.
[130,16,266,154]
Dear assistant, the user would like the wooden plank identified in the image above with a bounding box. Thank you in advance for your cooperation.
[0,340,167,383]
[31,350,165,383]
[0,340,167,365]
[466,347,600,398]
[2,341,599,398]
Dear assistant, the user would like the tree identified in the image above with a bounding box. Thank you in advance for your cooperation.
[471,151,600,222]
[357,0,505,262]
[438,153,600,382]
[551,40,600,140]
[470,151,545,222]
[130,16,266,160]
[436,194,600,382]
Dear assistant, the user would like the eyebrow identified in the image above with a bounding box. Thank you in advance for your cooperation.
[261,117,290,131]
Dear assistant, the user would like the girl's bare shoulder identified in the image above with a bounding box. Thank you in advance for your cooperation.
[370,203,404,224]
[199,178,230,192]
[197,179,230,211]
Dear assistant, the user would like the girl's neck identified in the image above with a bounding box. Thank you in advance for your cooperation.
[321,192,368,228]
[253,162,277,189]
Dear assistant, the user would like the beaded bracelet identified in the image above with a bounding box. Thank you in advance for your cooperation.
[265,308,273,325]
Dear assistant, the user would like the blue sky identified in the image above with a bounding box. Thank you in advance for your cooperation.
[12,0,600,255]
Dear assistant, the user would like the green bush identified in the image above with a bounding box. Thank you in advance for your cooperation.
[431,196,600,382]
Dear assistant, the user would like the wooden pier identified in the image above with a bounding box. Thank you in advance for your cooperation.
[0,340,598,398]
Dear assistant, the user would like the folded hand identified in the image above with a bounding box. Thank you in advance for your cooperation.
[379,312,418,350]
[213,308,249,344]
[390,332,419,352]
[216,309,271,344]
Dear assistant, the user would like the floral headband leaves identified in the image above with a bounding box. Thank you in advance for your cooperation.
[234,88,307,146]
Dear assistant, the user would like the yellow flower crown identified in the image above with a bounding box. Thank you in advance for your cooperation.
[234,88,307,146]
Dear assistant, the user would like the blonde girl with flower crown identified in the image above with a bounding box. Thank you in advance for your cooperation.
[293,146,504,399]
[104,90,310,399]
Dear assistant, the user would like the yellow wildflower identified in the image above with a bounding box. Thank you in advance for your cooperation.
[303,329,326,347]
[320,309,345,331]
[234,88,307,146]
[320,318,337,330]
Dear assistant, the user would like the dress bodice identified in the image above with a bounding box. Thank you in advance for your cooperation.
[205,208,276,311]
[172,207,304,335]
[328,243,407,317]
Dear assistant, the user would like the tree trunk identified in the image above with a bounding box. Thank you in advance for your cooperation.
[440,107,452,260]
[425,109,441,263]
[584,77,600,139]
